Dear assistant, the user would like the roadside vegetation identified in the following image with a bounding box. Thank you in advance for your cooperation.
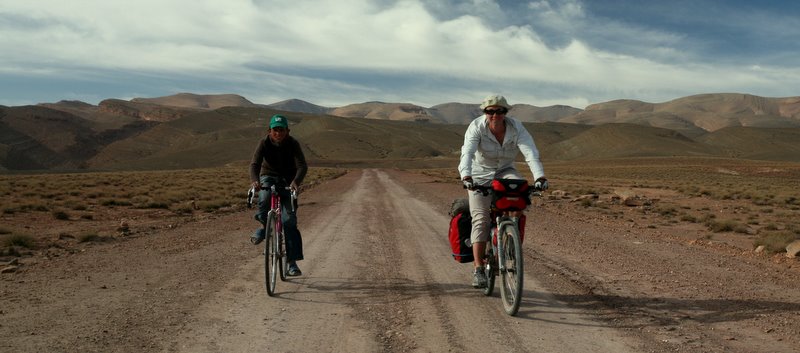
[0,166,346,255]
[420,157,800,254]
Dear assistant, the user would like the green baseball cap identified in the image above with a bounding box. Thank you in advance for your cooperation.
[269,114,289,129]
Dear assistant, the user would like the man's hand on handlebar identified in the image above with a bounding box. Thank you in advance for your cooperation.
[533,177,549,191]
[462,176,474,190]
[251,181,261,192]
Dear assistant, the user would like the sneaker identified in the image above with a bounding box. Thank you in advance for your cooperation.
[250,228,265,245]
[287,262,302,276]
[472,268,487,288]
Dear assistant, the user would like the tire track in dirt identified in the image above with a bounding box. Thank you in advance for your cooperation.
[166,169,644,352]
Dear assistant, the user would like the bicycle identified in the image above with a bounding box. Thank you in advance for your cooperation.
[248,181,297,296]
[469,179,543,316]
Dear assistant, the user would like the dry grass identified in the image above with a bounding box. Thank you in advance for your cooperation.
[0,166,346,256]
[419,157,800,252]
[0,166,344,217]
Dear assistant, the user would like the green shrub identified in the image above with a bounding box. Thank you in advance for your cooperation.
[100,199,132,207]
[2,234,35,248]
[52,210,70,220]
[754,232,798,253]
[763,223,779,231]
[142,202,170,209]
[656,206,678,217]
[78,232,109,243]
[680,214,699,223]
[706,219,748,233]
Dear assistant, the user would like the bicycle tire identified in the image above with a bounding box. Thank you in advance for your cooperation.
[483,247,496,296]
[265,213,278,296]
[499,222,523,316]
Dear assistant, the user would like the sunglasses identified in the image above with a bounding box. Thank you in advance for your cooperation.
[484,108,507,115]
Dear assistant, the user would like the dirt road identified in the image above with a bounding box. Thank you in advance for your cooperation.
[2,169,798,352]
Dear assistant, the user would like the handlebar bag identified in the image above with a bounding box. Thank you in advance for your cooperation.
[491,179,531,211]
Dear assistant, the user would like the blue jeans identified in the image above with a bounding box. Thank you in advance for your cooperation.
[255,176,303,262]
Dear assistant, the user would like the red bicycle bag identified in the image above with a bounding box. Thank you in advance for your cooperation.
[491,179,531,211]
[448,211,474,263]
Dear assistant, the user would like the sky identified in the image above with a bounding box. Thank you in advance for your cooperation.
[1,0,799,109]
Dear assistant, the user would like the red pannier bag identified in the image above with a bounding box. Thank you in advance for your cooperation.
[449,212,474,263]
[448,198,474,263]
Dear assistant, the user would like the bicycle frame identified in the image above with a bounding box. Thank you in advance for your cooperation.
[262,182,297,296]
[267,185,283,243]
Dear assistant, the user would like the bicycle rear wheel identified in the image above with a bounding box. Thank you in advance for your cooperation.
[265,213,278,296]
[499,223,523,315]
[483,247,496,296]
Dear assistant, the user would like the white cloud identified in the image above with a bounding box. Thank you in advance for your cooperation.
[0,0,798,107]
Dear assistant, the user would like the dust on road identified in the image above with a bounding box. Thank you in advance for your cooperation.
[167,169,638,353]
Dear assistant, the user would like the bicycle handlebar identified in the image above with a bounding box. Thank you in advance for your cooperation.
[246,184,298,209]
[464,183,544,197]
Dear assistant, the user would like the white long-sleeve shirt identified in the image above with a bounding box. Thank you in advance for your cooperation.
[458,115,545,185]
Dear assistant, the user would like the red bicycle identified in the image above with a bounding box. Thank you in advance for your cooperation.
[250,182,297,296]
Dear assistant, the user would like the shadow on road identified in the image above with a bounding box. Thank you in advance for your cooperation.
[517,291,800,329]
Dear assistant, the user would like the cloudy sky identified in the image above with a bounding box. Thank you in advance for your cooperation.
[1,0,799,108]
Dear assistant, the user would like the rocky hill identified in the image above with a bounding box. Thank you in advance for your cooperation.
[1,92,799,171]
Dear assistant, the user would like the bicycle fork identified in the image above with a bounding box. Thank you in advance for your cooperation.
[494,216,518,274]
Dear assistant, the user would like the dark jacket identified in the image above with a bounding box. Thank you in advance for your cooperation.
[249,135,308,185]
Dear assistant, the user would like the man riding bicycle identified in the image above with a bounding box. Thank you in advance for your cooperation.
[458,94,548,288]
[250,114,308,276]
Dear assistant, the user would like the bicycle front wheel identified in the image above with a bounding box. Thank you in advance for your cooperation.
[265,213,278,296]
[278,228,287,281]
[499,223,523,315]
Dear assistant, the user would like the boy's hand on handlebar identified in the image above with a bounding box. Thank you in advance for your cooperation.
[533,177,549,191]
[251,181,261,191]
[290,181,300,195]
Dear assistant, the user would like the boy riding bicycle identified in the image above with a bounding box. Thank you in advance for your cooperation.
[458,95,548,288]
[250,114,308,276]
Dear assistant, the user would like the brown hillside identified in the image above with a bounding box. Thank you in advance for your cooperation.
[0,105,110,169]
[99,99,202,122]
[427,102,481,124]
[131,93,257,110]
[268,99,331,115]
[545,123,719,160]
[4,93,800,172]
[39,100,138,131]
[512,104,583,123]
[657,93,800,131]
[697,127,800,161]
[330,102,441,122]
[0,106,95,155]
[522,122,593,147]
[564,94,800,133]
[86,107,267,170]
[291,115,464,161]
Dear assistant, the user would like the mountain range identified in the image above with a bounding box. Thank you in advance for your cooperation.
[1,92,799,172]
